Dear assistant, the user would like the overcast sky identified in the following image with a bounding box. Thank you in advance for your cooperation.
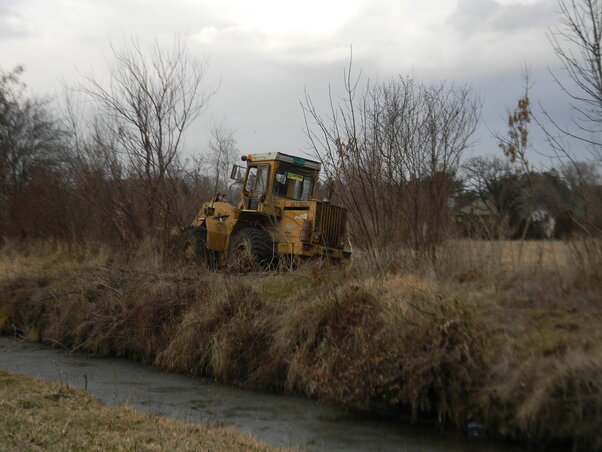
[0,0,584,166]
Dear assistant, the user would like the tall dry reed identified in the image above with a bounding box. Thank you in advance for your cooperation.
[1,239,600,449]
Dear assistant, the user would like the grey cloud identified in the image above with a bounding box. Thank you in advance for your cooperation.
[452,0,499,34]
[0,2,30,40]
[450,0,555,36]
[491,2,557,32]
[0,0,581,161]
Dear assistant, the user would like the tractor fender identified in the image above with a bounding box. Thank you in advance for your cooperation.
[203,201,239,252]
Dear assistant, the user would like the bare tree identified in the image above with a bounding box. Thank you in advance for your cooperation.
[0,66,68,238]
[303,68,480,260]
[561,160,602,232]
[496,69,537,241]
[547,0,602,156]
[538,0,602,237]
[1,67,63,193]
[71,37,214,241]
[462,156,520,237]
[207,122,238,199]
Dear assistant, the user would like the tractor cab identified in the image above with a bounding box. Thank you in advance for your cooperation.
[190,152,351,269]
[232,153,320,211]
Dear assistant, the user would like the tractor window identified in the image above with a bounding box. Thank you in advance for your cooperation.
[273,163,314,201]
[245,165,268,195]
[274,173,287,196]
[244,165,269,210]
[255,165,268,195]
[301,177,313,199]
[245,167,256,193]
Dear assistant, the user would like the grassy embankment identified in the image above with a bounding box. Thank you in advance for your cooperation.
[0,239,601,450]
[0,369,284,451]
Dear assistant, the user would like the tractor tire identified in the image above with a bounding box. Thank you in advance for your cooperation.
[184,226,216,267]
[227,227,275,272]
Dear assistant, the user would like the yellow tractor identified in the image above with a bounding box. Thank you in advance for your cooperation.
[187,152,351,269]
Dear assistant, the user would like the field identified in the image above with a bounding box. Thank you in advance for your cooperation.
[0,239,601,450]
[0,369,283,451]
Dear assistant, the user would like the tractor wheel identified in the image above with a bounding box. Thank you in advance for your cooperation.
[184,226,216,267]
[227,227,275,272]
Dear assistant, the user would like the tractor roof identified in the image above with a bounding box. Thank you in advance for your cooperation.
[246,152,321,170]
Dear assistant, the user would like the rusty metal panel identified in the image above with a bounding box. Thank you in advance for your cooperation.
[316,203,346,248]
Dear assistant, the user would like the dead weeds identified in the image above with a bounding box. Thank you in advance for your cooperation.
[0,239,600,450]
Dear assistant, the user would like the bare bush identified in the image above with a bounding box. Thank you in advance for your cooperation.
[303,70,480,261]
[207,122,239,200]
[65,38,214,245]
[496,71,537,242]
[547,0,602,154]
[539,0,602,239]
[0,66,70,239]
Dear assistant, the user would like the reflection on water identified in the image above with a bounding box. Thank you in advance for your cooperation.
[0,337,527,452]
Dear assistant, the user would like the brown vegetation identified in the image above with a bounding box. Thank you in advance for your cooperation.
[302,74,481,258]
[1,239,600,450]
[1,4,601,450]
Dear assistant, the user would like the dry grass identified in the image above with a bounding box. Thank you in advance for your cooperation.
[0,369,285,452]
[1,238,601,450]
[445,239,572,269]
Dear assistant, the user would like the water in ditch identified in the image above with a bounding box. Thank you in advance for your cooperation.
[0,336,530,452]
